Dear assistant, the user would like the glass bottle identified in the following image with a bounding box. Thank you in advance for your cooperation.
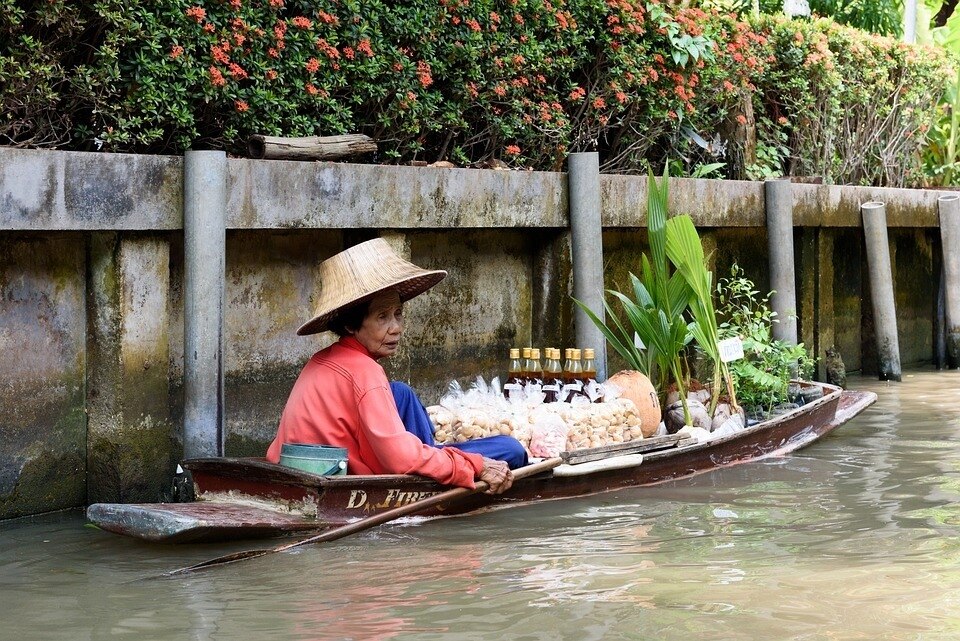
[503,348,523,398]
[581,348,597,381]
[582,348,600,402]
[542,348,563,402]
[562,348,573,386]
[563,348,584,401]
[529,348,544,386]
[521,347,533,384]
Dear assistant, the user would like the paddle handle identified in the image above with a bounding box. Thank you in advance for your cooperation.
[275,456,563,553]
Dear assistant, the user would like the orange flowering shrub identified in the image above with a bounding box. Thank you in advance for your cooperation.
[0,0,951,184]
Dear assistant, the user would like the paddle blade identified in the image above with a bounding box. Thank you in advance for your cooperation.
[164,547,274,576]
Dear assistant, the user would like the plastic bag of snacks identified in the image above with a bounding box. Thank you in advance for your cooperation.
[551,397,644,450]
[429,377,522,444]
[528,407,569,457]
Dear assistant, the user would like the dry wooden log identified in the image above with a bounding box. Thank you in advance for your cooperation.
[248,134,377,161]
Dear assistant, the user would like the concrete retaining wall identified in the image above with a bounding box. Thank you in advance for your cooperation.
[0,148,948,518]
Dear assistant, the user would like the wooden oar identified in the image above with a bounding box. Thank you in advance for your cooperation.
[163,456,564,577]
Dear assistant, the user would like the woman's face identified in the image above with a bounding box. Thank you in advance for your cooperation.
[351,290,404,359]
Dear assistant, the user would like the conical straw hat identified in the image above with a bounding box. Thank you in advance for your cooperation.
[297,238,446,335]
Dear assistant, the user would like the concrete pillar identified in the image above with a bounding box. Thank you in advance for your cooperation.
[861,202,902,381]
[765,178,798,345]
[938,194,960,368]
[183,150,227,458]
[87,233,172,502]
[568,152,608,381]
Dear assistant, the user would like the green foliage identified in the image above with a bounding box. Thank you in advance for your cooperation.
[665,213,735,415]
[0,2,952,186]
[716,264,815,414]
[807,0,903,37]
[920,63,960,186]
[746,117,790,180]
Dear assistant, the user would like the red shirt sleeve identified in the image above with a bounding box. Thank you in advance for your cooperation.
[356,385,484,488]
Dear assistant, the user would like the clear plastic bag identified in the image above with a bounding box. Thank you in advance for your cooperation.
[528,407,569,457]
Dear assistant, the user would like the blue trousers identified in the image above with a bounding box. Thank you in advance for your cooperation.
[390,381,528,469]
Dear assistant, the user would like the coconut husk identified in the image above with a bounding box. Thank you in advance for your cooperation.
[605,370,661,437]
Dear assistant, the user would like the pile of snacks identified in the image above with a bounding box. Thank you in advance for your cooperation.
[426,377,647,457]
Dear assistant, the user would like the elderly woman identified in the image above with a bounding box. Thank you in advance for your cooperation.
[266,238,528,494]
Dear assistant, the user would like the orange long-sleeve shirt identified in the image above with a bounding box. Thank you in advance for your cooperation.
[266,336,484,488]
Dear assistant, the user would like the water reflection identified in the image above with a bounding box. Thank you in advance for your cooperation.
[3,371,960,640]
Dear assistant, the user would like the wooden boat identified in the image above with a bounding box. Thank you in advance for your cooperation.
[87,382,876,544]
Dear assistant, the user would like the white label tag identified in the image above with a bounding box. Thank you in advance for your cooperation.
[718,337,745,363]
[634,332,646,350]
[562,382,583,395]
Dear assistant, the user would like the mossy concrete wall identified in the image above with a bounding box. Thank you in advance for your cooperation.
[86,233,174,503]
[0,147,952,518]
[0,234,86,518]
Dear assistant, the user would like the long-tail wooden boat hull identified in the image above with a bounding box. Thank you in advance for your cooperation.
[86,384,876,543]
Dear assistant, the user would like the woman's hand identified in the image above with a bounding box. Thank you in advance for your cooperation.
[478,458,514,495]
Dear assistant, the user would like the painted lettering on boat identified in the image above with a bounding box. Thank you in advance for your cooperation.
[345,489,442,511]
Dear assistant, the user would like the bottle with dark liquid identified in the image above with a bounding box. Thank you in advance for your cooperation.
[529,348,544,394]
[521,347,533,385]
[582,347,600,402]
[503,348,522,398]
[562,348,584,401]
[542,348,563,402]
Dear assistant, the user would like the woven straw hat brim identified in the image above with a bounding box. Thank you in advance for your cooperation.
[297,238,447,336]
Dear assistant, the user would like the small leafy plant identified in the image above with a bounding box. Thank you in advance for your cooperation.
[716,264,814,415]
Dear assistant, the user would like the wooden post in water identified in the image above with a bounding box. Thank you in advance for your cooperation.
[861,201,902,381]
[568,152,608,381]
[765,178,798,346]
[183,150,227,457]
[937,194,960,369]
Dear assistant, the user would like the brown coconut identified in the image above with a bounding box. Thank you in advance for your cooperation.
[606,370,662,437]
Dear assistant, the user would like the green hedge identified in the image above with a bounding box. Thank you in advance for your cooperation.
[0,0,952,185]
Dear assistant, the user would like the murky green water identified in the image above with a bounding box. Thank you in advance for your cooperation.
[3,371,960,640]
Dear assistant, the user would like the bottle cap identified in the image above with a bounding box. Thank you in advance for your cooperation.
[573,348,581,359]
[584,348,595,359]
[531,348,541,359]
[522,347,531,358]
[510,348,520,359]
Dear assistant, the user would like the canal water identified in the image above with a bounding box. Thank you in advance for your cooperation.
[3,371,960,640]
